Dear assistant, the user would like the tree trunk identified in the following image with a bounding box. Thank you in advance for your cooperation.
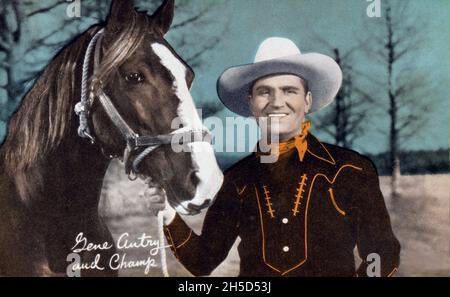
[386,6,400,201]
[333,49,344,147]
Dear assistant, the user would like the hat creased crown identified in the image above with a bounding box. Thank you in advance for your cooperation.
[254,37,302,63]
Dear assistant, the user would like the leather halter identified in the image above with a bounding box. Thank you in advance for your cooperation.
[75,29,211,178]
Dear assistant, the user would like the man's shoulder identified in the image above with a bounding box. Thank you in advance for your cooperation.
[320,141,377,171]
[224,154,258,177]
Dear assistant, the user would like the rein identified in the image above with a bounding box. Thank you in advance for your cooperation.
[74,29,211,178]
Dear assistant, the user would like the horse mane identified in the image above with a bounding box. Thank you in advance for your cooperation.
[2,11,150,172]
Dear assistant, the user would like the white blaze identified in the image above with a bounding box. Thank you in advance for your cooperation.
[151,43,224,215]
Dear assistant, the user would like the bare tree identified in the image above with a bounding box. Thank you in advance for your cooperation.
[169,0,228,69]
[361,2,431,199]
[314,48,373,149]
[307,32,371,149]
[0,0,74,121]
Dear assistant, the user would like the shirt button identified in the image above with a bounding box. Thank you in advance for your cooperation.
[283,246,290,252]
[282,218,289,224]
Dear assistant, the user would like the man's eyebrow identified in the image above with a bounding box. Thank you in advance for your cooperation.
[254,85,272,91]
[281,85,301,90]
[253,85,301,91]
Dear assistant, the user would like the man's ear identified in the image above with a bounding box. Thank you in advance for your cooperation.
[248,94,257,116]
[305,91,313,113]
[106,0,136,33]
[151,0,175,35]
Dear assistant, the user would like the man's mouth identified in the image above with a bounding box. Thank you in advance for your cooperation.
[267,113,289,118]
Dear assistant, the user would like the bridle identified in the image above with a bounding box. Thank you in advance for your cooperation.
[74,28,211,179]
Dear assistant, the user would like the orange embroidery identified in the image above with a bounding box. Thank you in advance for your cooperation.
[292,174,308,216]
[387,267,398,277]
[306,141,336,165]
[237,185,247,195]
[164,227,179,260]
[262,185,275,218]
[328,188,346,216]
[176,230,193,249]
[254,164,363,276]
[254,186,282,274]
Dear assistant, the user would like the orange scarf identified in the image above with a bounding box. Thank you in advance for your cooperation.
[258,121,311,162]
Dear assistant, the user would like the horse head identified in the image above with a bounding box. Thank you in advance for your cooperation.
[82,0,223,215]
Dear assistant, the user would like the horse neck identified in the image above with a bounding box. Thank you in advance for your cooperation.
[16,134,111,216]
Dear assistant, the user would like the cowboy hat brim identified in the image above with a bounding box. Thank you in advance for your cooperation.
[217,53,343,117]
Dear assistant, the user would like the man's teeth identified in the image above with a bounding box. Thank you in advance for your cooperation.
[268,114,288,118]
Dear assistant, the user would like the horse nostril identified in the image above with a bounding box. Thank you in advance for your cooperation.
[187,199,211,212]
[202,199,211,208]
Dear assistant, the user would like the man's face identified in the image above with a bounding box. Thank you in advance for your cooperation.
[249,74,312,141]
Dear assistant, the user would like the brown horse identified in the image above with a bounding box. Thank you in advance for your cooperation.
[0,0,223,276]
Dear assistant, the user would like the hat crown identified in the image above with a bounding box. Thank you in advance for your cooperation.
[254,37,301,63]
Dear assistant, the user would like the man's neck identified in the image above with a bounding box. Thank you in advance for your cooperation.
[264,128,304,144]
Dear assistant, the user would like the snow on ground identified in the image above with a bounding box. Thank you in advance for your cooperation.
[99,160,449,277]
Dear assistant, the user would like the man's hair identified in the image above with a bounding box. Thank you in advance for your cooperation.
[249,73,309,96]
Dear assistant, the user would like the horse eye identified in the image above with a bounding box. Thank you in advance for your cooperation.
[125,72,145,84]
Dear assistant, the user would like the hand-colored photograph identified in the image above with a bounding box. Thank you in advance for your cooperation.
[0,0,448,278]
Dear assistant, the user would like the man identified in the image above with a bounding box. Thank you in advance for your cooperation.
[150,37,400,277]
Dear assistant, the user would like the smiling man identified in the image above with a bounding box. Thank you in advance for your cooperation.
[153,37,400,277]
[250,74,311,144]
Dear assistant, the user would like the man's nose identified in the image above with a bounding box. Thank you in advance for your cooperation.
[270,91,285,108]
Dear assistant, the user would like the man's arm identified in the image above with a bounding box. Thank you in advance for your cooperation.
[163,178,241,276]
[353,158,401,277]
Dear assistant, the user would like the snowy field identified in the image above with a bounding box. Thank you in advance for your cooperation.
[99,160,449,277]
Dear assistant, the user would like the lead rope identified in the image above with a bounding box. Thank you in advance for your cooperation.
[146,179,169,277]
[157,209,169,277]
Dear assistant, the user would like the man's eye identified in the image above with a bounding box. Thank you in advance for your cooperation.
[287,90,298,95]
[259,91,270,96]
[125,72,145,84]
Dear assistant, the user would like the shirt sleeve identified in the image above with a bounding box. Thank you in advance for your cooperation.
[353,159,401,277]
[163,177,241,276]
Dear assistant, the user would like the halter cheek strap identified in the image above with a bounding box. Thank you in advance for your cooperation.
[75,28,212,178]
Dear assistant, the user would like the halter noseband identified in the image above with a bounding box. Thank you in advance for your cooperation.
[75,29,211,178]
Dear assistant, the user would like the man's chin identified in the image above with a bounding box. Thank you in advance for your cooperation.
[265,129,296,142]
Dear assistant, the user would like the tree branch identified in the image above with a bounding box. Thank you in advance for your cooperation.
[9,0,22,43]
[315,121,336,139]
[171,3,214,30]
[186,36,221,67]
[352,86,386,110]
[351,67,386,87]
[0,60,9,69]
[0,38,9,52]
[26,1,65,18]
[25,18,73,54]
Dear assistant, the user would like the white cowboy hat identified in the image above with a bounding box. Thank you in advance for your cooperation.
[217,37,343,117]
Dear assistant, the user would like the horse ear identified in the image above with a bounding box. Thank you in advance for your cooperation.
[106,0,136,32]
[151,0,175,35]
